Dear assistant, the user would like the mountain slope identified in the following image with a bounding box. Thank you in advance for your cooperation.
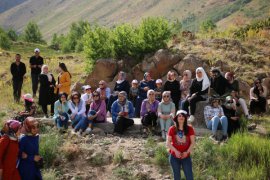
[0,0,269,40]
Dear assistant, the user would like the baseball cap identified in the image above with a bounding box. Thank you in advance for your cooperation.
[34,48,40,53]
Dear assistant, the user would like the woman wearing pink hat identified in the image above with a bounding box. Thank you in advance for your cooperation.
[14,94,36,122]
[0,120,21,180]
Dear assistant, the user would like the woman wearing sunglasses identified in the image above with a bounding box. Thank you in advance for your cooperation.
[167,110,195,180]
[249,79,267,115]
[158,91,175,140]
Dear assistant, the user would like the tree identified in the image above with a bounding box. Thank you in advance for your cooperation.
[7,29,18,41]
[0,27,11,50]
[200,20,217,32]
[23,21,45,43]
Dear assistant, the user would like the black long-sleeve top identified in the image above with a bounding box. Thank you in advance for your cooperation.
[210,76,232,96]
[164,80,180,101]
[10,62,26,81]
[189,79,208,97]
[113,80,130,95]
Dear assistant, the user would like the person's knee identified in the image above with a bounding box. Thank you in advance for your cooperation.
[220,116,228,122]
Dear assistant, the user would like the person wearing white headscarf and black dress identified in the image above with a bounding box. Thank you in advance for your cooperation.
[182,67,210,122]
[38,65,56,118]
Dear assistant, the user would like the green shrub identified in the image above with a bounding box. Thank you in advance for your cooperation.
[154,145,169,167]
[23,21,45,44]
[200,20,217,33]
[7,29,18,41]
[113,167,133,180]
[39,133,61,168]
[42,169,59,180]
[0,30,11,50]
[113,150,124,164]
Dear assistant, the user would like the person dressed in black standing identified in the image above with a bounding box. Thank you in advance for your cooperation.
[39,65,56,118]
[164,70,180,110]
[29,48,43,97]
[10,54,26,102]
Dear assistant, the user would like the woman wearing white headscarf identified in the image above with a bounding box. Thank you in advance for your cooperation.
[38,65,56,118]
[182,67,210,122]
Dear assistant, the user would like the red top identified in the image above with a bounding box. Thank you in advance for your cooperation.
[168,125,195,158]
[0,135,21,180]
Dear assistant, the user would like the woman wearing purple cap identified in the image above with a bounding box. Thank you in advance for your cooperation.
[0,120,21,180]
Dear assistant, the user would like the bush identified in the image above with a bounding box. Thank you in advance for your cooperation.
[154,145,169,167]
[113,150,124,164]
[39,133,61,168]
[42,169,59,180]
[7,29,18,41]
[0,29,11,50]
[200,20,217,33]
[60,142,80,161]
[23,21,45,44]
[113,167,133,180]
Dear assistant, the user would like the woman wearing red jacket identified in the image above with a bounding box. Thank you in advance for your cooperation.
[0,120,21,180]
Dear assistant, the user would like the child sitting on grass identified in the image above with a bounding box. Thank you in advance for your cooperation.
[14,93,36,122]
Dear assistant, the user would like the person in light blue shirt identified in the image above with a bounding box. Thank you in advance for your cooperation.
[53,92,70,130]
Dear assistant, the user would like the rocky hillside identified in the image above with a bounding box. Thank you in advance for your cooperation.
[0,0,269,40]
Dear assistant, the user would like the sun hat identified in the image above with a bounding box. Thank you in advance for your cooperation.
[83,85,91,90]
[22,93,34,102]
[131,79,138,84]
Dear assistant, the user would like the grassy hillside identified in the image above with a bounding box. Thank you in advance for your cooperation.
[0,0,269,40]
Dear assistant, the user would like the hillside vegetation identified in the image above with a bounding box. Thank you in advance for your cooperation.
[0,0,269,40]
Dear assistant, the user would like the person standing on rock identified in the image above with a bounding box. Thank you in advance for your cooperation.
[164,70,180,110]
[29,48,43,97]
[111,91,134,134]
[38,65,56,118]
[158,91,175,140]
[107,71,130,113]
[55,63,71,96]
[182,67,210,123]
[10,53,26,102]
[135,72,156,117]
[167,110,195,180]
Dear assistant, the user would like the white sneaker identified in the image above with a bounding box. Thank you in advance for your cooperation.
[85,127,92,134]
[188,115,195,123]
[246,114,252,120]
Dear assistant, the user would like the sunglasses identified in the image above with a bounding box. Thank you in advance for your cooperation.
[93,95,99,97]
[163,95,170,98]
[183,74,188,76]
[73,97,79,100]
[149,93,155,95]
[227,100,233,103]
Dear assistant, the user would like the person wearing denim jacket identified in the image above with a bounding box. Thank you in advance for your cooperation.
[111,91,134,134]
[53,92,70,129]
[68,91,86,132]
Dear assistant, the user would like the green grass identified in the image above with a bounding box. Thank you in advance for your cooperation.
[154,145,169,167]
[113,149,124,164]
[113,167,133,180]
[42,169,59,180]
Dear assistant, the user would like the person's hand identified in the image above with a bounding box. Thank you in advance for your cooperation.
[174,151,181,158]
[32,65,37,68]
[118,112,124,116]
[181,152,189,159]
[22,152,28,159]
[38,65,42,68]
[144,87,149,91]
[34,155,41,162]
[57,84,62,88]
[231,117,238,121]
[71,114,75,120]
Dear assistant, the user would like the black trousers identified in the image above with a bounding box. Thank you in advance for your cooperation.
[114,116,134,134]
[141,112,157,127]
[41,103,54,116]
[182,95,205,115]
[12,80,23,102]
[250,98,266,114]
[31,73,39,96]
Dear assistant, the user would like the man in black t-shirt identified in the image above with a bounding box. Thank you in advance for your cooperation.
[10,54,26,102]
[29,48,43,97]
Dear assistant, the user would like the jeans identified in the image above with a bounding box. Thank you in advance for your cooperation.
[71,114,85,129]
[12,80,23,102]
[159,118,173,133]
[31,73,39,96]
[169,154,194,180]
[55,113,69,129]
[207,116,228,135]
[74,116,88,132]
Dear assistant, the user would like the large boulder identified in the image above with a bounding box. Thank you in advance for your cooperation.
[174,54,209,78]
[193,101,208,128]
[262,78,270,98]
[142,49,183,79]
[132,64,144,81]
[84,59,118,90]
[238,79,251,99]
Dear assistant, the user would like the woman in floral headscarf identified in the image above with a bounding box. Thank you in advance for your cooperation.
[0,120,21,180]
[18,117,42,180]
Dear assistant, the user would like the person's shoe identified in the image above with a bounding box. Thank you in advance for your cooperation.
[161,130,166,140]
[246,114,252,120]
[209,134,219,143]
[221,135,228,142]
[247,123,257,130]
[188,115,195,123]
[85,127,92,135]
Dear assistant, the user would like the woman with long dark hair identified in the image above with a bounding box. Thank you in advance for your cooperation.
[250,79,267,115]
[55,63,71,95]
[53,92,70,130]
[167,110,195,180]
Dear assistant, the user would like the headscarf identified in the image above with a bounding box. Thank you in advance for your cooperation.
[1,120,21,139]
[196,67,210,91]
[22,117,39,135]
[41,64,52,82]
[161,91,171,104]
[117,71,126,84]
[143,72,151,81]
[118,91,127,106]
